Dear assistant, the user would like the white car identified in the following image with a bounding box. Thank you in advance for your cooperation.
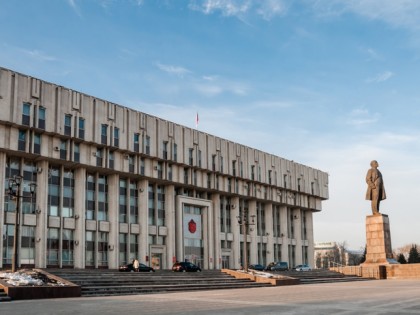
[294,264,311,271]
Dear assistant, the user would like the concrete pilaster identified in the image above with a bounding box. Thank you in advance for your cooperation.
[35,159,48,268]
[74,167,86,269]
[280,206,288,262]
[211,193,220,269]
[265,203,274,263]
[107,174,119,269]
[165,184,176,268]
[248,200,257,264]
[294,208,303,265]
[306,210,314,266]
[231,197,240,269]
[138,179,148,264]
[0,152,6,269]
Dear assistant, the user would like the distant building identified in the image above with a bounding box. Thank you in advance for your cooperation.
[314,242,363,268]
[0,67,329,270]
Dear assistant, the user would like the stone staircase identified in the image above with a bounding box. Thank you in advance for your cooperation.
[274,269,375,285]
[0,287,11,302]
[46,269,271,297]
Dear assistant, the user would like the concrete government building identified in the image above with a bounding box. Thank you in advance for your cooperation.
[0,67,329,270]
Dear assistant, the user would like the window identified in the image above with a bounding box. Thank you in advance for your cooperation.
[119,233,128,265]
[268,170,272,185]
[148,184,155,225]
[130,181,139,223]
[157,162,163,179]
[134,133,140,152]
[21,226,35,265]
[60,140,67,160]
[145,135,150,155]
[173,143,177,161]
[98,232,109,267]
[108,151,114,169]
[140,158,145,175]
[85,231,95,267]
[198,150,202,168]
[62,229,74,266]
[18,130,26,151]
[168,164,173,181]
[113,127,119,147]
[101,124,108,145]
[129,155,135,173]
[63,169,74,218]
[220,156,224,173]
[22,103,31,126]
[73,143,80,162]
[119,179,127,223]
[33,133,41,154]
[86,173,96,220]
[251,166,255,181]
[48,167,60,216]
[78,118,85,139]
[97,175,108,221]
[184,168,189,184]
[64,115,72,136]
[96,148,103,167]
[47,228,59,266]
[38,106,46,129]
[189,148,193,166]
[232,161,236,176]
[212,155,216,171]
[130,234,138,262]
[157,186,165,226]
[162,141,168,159]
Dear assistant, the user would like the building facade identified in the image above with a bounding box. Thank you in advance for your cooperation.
[0,67,329,270]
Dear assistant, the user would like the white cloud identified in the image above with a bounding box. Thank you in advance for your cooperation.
[20,49,57,62]
[156,62,192,77]
[189,0,288,21]
[194,76,248,96]
[253,100,294,109]
[366,71,394,83]
[311,0,420,30]
[346,108,379,126]
[67,0,82,17]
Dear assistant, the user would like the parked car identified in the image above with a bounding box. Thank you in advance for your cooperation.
[172,262,201,272]
[294,264,311,271]
[248,264,265,271]
[119,263,155,272]
[265,261,289,271]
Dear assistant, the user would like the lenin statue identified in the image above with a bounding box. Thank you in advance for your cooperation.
[365,160,386,215]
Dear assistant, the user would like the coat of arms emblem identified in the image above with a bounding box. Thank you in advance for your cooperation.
[188,219,197,234]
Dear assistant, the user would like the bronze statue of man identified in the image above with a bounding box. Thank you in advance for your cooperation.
[365,160,386,215]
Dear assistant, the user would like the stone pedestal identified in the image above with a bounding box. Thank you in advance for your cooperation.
[362,213,393,265]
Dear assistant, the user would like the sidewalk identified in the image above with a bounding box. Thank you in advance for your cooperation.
[1,279,420,315]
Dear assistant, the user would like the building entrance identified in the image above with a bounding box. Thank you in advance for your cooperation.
[183,205,204,268]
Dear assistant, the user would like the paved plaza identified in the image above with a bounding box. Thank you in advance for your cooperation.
[1,279,420,315]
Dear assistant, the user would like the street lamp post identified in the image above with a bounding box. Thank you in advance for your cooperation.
[237,209,255,272]
[8,175,36,272]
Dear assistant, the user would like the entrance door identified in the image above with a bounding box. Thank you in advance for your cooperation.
[151,253,162,270]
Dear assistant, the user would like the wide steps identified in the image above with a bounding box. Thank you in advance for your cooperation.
[0,288,11,302]
[46,269,270,297]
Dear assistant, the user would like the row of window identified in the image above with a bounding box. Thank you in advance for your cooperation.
[21,103,320,193]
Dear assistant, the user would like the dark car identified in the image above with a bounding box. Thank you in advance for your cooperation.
[172,262,201,272]
[119,263,155,272]
[248,264,265,271]
[265,261,289,271]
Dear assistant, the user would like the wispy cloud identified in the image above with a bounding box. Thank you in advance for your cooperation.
[19,48,57,62]
[188,0,288,21]
[346,108,380,126]
[193,75,248,96]
[156,62,192,77]
[366,71,394,83]
[67,0,82,17]
[311,0,420,31]
[253,100,295,109]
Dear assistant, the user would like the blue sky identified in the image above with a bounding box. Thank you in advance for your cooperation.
[2,0,420,250]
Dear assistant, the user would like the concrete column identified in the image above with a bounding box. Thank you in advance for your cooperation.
[306,210,314,266]
[0,152,6,269]
[175,195,183,262]
[211,193,220,269]
[74,167,86,269]
[231,197,240,269]
[280,206,288,263]
[265,203,274,263]
[248,200,257,265]
[107,174,119,269]
[165,184,176,268]
[35,160,48,268]
[294,208,303,265]
[138,179,148,264]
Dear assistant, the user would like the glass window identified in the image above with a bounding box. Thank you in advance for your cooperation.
[78,118,85,139]
[38,106,46,129]
[64,115,72,136]
[101,124,108,145]
[22,103,31,125]
[18,130,26,151]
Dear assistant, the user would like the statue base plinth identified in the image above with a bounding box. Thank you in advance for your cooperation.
[361,213,394,266]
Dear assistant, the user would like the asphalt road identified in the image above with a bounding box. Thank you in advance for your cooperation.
[1,279,420,315]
